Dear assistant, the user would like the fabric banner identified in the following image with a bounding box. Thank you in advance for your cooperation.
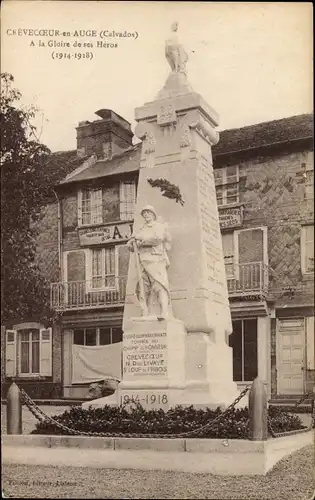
[71,343,122,384]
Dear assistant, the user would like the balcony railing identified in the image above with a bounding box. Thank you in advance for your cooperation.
[51,263,268,311]
[226,262,268,298]
[51,276,127,311]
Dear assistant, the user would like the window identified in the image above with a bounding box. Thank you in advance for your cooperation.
[73,327,123,346]
[120,181,136,221]
[78,181,136,226]
[91,247,116,289]
[20,329,40,374]
[5,327,52,378]
[229,319,258,382]
[301,225,314,274]
[214,166,239,206]
[81,189,102,225]
[304,152,314,200]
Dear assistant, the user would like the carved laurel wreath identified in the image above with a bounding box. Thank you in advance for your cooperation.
[147,178,185,206]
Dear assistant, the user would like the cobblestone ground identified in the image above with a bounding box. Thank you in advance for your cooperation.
[1,405,71,435]
[2,446,314,499]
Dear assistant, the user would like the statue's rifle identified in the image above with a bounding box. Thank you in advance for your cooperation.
[132,239,148,316]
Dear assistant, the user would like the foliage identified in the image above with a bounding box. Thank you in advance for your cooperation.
[31,403,306,438]
[147,178,185,206]
[1,73,53,325]
[267,406,307,433]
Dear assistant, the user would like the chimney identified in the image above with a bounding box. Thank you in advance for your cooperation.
[76,109,133,159]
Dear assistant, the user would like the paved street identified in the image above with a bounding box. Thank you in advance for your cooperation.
[2,445,314,499]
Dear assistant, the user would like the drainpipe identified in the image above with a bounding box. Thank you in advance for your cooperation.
[52,188,64,395]
[52,189,63,282]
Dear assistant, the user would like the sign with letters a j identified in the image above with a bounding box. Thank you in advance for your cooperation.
[78,222,133,246]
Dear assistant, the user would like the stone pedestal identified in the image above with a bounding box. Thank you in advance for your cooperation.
[117,317,238,410]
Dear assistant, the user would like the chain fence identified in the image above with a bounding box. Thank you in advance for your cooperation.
[20,385,250,439]
[19,385,315,440]
[267,390,315,438]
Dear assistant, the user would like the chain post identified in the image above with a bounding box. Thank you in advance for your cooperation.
[7,382,22,435]
[249,377,268,441]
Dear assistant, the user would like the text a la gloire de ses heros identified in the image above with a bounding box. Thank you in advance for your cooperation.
[5,29,140,49]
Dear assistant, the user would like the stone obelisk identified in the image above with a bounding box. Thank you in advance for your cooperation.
[118,22,239,409]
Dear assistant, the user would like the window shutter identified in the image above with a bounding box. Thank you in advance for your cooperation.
[5,330,17,377]
[222,233,235,278]
[77,190,83,226]
[119,181,126,220]
[237,228,264,264]
[118,244,130,278]
[67,251,86,282]
[40,328,52,376]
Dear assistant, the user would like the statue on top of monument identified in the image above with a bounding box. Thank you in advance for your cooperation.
[165,21,188,74]
[128,205,171,320]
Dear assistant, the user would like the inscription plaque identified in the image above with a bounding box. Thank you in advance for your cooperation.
[123,332,168,378]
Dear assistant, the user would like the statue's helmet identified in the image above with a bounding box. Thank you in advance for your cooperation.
[140,205,157,219]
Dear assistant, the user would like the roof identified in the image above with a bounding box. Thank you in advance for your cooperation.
[212,113,313,156]
[44,149,91,185]
[58,145,140,186]
[53,113,313,187]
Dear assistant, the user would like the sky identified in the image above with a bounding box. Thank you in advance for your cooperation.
[1,1,313,153]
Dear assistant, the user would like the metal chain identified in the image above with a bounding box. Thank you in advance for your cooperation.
[20,386,314,439]
[291,391,314,409]
[268,390,315,438]
[20,385,250,439]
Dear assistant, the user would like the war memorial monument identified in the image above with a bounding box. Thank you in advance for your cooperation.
[88,22,239,410]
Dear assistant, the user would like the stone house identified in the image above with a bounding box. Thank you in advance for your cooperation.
[2,110,314,402]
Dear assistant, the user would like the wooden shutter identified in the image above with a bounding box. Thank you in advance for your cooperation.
[222,233,235,278]
[235,228,267,286]
[40,328,52,376]
[66,251,86,282]
[118,244,130,278]
[77,190,83,226]
[5,330,17,377]
[237,228,264,264]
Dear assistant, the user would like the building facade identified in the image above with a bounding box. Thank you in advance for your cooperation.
[2,111,314,401]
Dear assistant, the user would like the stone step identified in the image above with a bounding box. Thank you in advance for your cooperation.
[269,399,313,405]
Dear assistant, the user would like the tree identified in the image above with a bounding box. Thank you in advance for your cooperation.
[1,73,53,325]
